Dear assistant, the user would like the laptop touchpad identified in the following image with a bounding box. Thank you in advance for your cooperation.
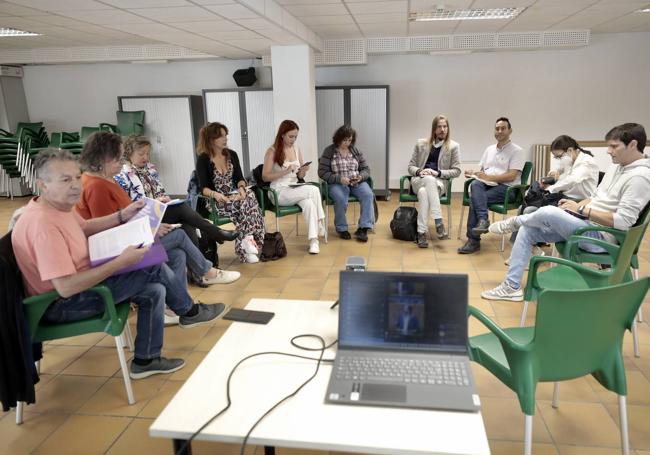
[361,384,407,402]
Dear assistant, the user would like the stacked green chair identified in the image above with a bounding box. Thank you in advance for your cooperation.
[399,175,453,238]
[321,176,374,234]
[469,278,649,455]
[80,126,100,142]
[457,161,533,251]
[100,111,145,137]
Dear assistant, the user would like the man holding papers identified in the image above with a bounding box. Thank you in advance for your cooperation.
[12,149,227,379]
[458,117,525,254]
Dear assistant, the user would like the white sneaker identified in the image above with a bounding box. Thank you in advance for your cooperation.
[164,308,179,326]
[481,282,524,302]
[245,253,260,263]
[309,238,320,254]
[489,217,521,235]
[203,269,241,285]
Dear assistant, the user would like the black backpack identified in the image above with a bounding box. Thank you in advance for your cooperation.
[390,206,418,241]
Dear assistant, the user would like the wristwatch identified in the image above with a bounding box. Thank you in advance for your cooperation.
[577,205,585,215]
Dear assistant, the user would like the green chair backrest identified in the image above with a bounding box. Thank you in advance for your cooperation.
[521,161,532,185]
[533,278,649,390]
[80,126,100,142]
[15,122,43,138]
[116,111,145,136]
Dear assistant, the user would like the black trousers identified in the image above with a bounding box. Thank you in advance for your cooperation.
[162,202,221,267]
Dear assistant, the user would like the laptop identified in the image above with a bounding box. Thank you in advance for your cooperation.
[325,271,480,412]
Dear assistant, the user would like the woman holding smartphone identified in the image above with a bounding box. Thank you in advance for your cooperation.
[263,119,325,254]
[318,124,374,242]
[196,122,265,263]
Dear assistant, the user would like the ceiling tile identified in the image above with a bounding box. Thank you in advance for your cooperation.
[0,2,44,16]
[172,20,243,32]
[203,4,258,19]
[10,0,109,12]
[68,25,141,37]
[311,23,362,38]
[102,0,191,7]
[24,14,84,26]
[56,9,153,25]
[454,19,512,33]
[235,17,277,29]
[299,15,354,25]
[227,37,274,52]
[408,20,458,35]
[469,0,535,7]
[359,21,406,36]
[283,3,348,16]
[277,0,340,4]
[106,23,181,35]
[346,1,407,14]
[190,0,237,4]
[128,6,221,22]
[354,13,406,24]
[0,16,46,29]
[198,29,261,39]
[409,0,472,8]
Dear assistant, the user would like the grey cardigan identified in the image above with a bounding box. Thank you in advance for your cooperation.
[318,144,371,184]
[407,138,461,179]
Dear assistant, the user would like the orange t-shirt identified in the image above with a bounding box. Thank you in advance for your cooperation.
[12,198,90,296]
[76,173,132,219]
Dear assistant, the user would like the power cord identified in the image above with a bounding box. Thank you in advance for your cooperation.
[174,334,338,455]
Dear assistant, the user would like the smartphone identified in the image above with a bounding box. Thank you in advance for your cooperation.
[299,161,312,169]
[564,209,588,220]
[541,176,556,185]
[223,308,275,324]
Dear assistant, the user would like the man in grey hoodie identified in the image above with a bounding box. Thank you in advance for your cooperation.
[480,123,650,301]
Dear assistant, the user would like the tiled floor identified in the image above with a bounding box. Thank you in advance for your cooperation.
[1,193,649,455]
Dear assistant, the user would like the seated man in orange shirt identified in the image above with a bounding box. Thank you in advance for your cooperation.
[12,149,227,379]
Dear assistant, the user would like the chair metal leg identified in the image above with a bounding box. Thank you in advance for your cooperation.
[295,214,299,236]
[524,414,533,455]
[114,335,135,405]
[619,395,630,455]
[124,322,135,352]
[457,205,465,239]
[276,216,279,233]
[500,213,506,252]
[16,401,24,424]
[632,268,644,323]
[631,318,640,358]
[447,203,452,239]
[552,382,560,408]
[520,301,529,327]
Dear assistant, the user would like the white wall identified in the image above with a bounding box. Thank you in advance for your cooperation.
[316,32,650,186]
[22,32,650,188]
[22,59,272,132]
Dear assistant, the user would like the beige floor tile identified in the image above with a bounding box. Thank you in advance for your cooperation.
[297,254,337,266]
[279,289,323,300]
[31,414,131,455]
[538,400,622,447]
[536,378,600,403]
[281,278,326,294]
[29,375,107,414]
[277,449,328,455]
[137,380,184,418]
[256,266,299,278]
[78,376,166,416]
[480,397,552,442]
[39,345,90,374]
[168,351,208,381]
[472,364,517,399]
[194,325,228,352]
[105,418,172,455]
[0,411,68,455]
[367,256,403,268]
[469,298,496,317]
[490,300,527,319]
[558,446,624,455]
[244,277,289,293]
[605,402,650,450]
[46,332,106,347]
[62,346,122,377]
[489,440,558,455]
[290,265,334,279]
[591,371,650,406]
[162,324,212,351]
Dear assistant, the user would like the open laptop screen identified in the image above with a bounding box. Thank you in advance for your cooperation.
[338,271,468,353]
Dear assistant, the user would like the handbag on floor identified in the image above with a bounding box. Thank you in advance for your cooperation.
[260,232,287,262]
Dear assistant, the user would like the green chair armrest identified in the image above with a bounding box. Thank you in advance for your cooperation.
[469,306,528,352]
[526,255,610,291]
[573,225,626,244]
[564,235,621,261]
[503,183,529,203]
[320,179,330,202]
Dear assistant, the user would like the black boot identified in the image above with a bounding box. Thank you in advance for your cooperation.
[210,226,241,244]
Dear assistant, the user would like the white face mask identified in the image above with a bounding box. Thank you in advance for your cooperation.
[553,154,573,173]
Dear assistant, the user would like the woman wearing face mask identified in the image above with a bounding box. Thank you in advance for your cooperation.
[263,119,325,254]
[542,135,599,201]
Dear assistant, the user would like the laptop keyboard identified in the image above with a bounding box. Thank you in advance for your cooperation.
[335,356,470,386]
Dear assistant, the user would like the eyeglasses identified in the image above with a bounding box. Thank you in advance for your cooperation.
[551,151,566,158]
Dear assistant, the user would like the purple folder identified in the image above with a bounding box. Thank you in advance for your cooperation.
[90,241,168,276]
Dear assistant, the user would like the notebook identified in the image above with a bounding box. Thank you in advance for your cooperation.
[325,271,480,412]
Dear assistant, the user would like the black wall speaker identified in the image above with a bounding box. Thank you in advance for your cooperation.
[233,67,257,87]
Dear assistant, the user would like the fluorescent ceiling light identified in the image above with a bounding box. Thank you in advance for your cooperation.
[410,7,526,22]
[635,7,650,13]
[0,27,41,37]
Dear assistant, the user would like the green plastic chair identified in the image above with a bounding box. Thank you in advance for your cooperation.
[469,278,650,455]
[0,231,136,424]
[457,162,533,251]
[256,182,327,242]
[116,110,145,137]
[80,126,100,142]
[400,175,453,238]
[321,176,374,234]
[197,194,234,227]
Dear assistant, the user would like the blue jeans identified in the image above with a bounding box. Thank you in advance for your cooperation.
[467,181,513,240]
[159,229,212,280]
[44,263,194,359]
[505,206,606,289]
[329,181,375,232]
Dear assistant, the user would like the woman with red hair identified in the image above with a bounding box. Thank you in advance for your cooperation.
[263,120,325,254]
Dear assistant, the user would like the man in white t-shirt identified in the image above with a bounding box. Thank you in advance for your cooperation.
[458,117,525,254]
